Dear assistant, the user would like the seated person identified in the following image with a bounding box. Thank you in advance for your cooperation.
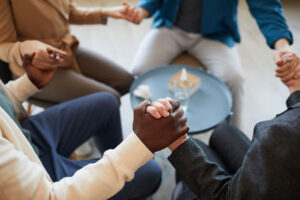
[0,53,190,199]
[146,52,300,199]
[125,0,295,128]
[0,0,136,104]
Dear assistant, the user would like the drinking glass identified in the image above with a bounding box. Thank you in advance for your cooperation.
[173,80,192,111]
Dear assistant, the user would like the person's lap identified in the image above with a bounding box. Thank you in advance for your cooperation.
[75,47,134,99]
[22,92,123,179]
[22,92,162,199]
[131,27,191,75]
[33,47,134,105]
[131,27,244,127]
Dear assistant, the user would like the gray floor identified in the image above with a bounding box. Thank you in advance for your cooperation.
[70,0,300,199]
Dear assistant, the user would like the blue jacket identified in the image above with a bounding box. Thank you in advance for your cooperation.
[138,0,293,48]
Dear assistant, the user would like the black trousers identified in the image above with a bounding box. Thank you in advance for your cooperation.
[173,124,251,200]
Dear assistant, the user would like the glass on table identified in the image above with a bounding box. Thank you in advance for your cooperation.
[173,79,192,112]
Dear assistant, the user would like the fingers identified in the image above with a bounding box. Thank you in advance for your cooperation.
[47,48,66,57]
[281,52,295,64]
[132,10,143,24]
[146,97,174,119]
[178,116,187,126]
[125,7,146,24]
[166,97,172,103]
[293,67,300,79]
[47,48,66,63]
[134,100,151,116]
[23,54,32,67]
[274,51,283,66]
[274,50,296,66]
[146,106,161,119]
[281,70,297,82]
[152,101,170,117]
[157,98,172,110]
[173,107,184,120]
[32,49,61,70]
[179,125,190,135]
[171,100,180,112]
[276,61,296,74]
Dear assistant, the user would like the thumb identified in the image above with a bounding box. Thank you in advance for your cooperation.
[23,53,35,67]
[171,100,180,112]
[274,52,283,66]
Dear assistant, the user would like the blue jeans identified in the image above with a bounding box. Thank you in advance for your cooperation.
[22,92,162,200]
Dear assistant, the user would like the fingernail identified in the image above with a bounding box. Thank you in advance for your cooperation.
[155,111,161,119]
[163,110,169,117]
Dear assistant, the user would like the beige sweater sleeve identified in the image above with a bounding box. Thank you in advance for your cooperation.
[0,125,153,200]
[69,0,107,25]
[5,74,40,103]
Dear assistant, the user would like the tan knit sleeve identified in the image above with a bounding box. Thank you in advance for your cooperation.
[0,0,23,67]
[69,0,107,25]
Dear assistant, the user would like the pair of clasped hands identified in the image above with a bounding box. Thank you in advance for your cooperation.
[274,50,300,93]
[22,53,189,153]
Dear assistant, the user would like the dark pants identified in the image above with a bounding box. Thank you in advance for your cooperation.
[22,92,161,200]
[32,47,134,105]
[173,124,251,200]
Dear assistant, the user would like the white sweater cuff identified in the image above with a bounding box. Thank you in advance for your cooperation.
[6,74,39,102]
[114,132,153,173]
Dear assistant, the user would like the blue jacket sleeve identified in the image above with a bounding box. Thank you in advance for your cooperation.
[137,0,162,18]
[246,0,293,48]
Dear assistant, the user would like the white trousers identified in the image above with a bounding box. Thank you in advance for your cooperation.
[132,27,245,128]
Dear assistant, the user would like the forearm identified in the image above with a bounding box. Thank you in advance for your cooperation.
[137,0,160,18]
[0,132,153,200]
[246,0,293,48]
[69,2,107,25]
[0,42,23,67]
[53,133,153,199]
[5,74,39,102]
[168,138,231,199]
[274,38,291,50]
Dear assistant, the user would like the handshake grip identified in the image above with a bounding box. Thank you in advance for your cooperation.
[133,99,189,153]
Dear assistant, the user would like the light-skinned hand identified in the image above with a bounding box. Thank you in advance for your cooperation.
[129,7,149,24]
[275,52,300,93]
[102,2,136,21]
[31,48,66,70]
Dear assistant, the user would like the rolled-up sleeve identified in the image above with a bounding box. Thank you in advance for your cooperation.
[246,0,293,48]
[69,0,107,25]
[137,0,162,18]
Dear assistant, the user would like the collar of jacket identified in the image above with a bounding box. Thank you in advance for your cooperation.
[286,90,300,108]
[276,91,300,117]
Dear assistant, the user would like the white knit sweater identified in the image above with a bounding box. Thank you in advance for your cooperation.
[0,75,153,200]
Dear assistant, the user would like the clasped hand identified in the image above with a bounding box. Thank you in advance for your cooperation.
[133,98,189,153]
[275,50,300,93]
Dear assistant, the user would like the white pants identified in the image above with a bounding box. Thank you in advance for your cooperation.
[132,27,245,128]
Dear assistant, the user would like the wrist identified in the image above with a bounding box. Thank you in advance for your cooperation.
[168,135,189,152]
[138,7,149,18]
[101,7,111,18]
[274,38,290,50]
[27,75,42,89]
[101,8,109,17]
[289,87,300,94]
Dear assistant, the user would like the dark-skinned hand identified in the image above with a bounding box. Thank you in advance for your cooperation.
[23,53,57,89]
[133,100,189,153]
